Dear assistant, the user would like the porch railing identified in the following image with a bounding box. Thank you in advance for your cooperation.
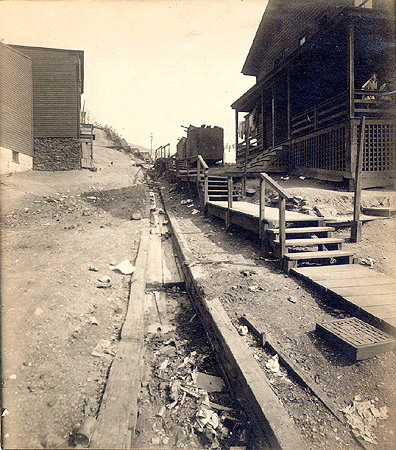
[291,89,395,137]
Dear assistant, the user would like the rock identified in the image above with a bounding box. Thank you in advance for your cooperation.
[131,212,142,220]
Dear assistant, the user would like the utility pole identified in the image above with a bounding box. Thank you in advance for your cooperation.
[150,133,153,159]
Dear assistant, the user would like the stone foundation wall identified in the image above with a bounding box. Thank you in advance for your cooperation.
[33,138,82,171]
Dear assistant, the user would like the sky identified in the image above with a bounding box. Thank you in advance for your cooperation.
[0,0,268,153]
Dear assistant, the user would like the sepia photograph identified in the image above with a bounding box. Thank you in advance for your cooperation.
[1,0,395,449]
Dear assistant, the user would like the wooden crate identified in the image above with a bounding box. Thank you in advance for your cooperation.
[316,317,396,361]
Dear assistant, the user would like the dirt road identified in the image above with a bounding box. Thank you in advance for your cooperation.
[1,131,147,448]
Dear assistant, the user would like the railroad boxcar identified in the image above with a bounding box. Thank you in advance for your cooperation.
[185,124,224,165]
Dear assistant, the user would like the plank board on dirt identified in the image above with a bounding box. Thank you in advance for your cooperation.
[204,297,307,450]
[162,236,183,286]
[90,340,144,449]
[146,232,163,290]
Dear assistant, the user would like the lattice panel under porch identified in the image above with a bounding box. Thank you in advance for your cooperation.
[290,125,346,171]
[362,123,396,172]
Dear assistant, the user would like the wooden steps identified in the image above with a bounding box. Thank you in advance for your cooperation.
[283,250,354,272]
[275,237,343,247]
[266,217,355,272]
[268,226,335,235]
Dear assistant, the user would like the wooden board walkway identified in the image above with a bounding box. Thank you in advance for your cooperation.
[291,265,396,335]
[208,200,314,224]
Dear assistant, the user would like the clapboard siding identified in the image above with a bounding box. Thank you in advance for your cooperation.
[245,0,394,81]
[10,45,83,138]
[0,43,33,156]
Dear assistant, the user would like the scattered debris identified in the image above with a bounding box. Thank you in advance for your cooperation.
[110,260,135,275]
[91,340,112,357]
[266,354,280,374]
[131,212,142,220]
[74,416,97,447]
[238,325,249,336]
[341,398,389,444]
[361,257,375,268]
[89,265,99,272]
[192,371,225,392]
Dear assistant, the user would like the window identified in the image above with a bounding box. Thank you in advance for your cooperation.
[12,151,19,163]
[355,0,373,8]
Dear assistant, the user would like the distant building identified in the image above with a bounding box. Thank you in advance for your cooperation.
[10,44,84,171]
[232,0,396,188]
[0,43,33,174]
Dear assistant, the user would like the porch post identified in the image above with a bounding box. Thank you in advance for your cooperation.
[351,116,365,243]
[348,24,355,120]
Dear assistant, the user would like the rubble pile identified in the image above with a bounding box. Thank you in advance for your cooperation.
[135,288,257,449]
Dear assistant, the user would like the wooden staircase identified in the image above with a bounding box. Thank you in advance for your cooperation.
[200,175,239,202]
[266,219,355,273]
[246,145,287,173]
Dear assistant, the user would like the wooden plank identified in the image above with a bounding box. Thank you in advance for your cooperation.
[90,341,144,449]
[285,250,353,260]
[320,276,394,289]
[332,284,396,297]
[362,304,396,319]
[121,226,149,341]
[146,232,163,290]
[293,264,380,279]
[204,298,307,450]
[341,294,396,308]
[162,237,183,286]
[240,315,345,423]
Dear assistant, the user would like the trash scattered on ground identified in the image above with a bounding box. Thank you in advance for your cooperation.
[266,354,280,374]
[74,416,97,447]
[287,296,297,303]
[238,325,249,336]
[97,275,112,288]
[89,265,99,272]
[191,209,200,215]
[98,275,111,283]
[91,340,112,357]
[192,371,225,392]
[9,374,17,380]
[240,269,257,277]
[248,285,261,292]
[110,260,135,275]
[341,397,389,444]
[361,257,375,268]
[131,212,142,220]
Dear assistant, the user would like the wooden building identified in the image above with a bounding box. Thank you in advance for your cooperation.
[10,45,84,171]
[232,0,396,188]
[0,43,33,174]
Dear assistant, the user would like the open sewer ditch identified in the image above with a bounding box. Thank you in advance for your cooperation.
[133,287,260,450]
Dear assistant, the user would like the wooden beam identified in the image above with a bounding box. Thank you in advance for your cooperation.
[351,115,365,242]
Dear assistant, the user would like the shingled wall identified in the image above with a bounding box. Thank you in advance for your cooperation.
[33,138,82,171]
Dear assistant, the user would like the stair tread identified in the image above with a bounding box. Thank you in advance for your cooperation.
[275,237,343,246]
[267,226,335,234]
[284,250,354,260]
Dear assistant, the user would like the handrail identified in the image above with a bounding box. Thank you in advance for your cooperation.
[259,172,291,266]
[260,172,292,200]
[197,154,209,170]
